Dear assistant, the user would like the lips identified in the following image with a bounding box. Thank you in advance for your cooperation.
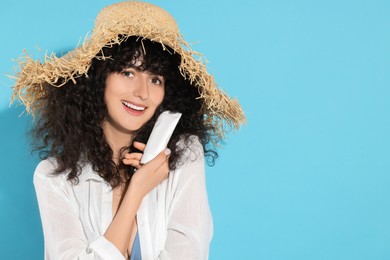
[121,100,146,111]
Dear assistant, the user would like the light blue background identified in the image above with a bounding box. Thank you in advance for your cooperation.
[1,0,389,259]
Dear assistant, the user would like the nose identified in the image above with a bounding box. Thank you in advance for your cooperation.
[133,76,149,101]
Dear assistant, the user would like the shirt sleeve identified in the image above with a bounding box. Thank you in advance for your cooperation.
[158,140,213,260]
[33,160,125,260]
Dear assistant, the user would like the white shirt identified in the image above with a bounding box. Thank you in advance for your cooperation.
[34,139,213,260]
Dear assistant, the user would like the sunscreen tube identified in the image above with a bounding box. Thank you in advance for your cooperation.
[140,111,182,164]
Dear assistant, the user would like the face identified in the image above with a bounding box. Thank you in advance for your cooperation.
[103,67,165,136]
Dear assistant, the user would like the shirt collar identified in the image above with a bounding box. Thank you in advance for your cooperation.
[77,163,105,183]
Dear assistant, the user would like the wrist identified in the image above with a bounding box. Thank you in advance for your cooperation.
[123,183,143,209]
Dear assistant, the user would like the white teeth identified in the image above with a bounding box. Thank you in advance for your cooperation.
[121,101,145,111]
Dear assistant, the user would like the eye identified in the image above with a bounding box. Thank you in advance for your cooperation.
[121,70,135,78]
[151,76,164,85]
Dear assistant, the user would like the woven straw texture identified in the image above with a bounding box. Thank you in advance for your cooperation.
[11,1,246,141]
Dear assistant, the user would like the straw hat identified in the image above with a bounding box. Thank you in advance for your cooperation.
[11,1,245,140]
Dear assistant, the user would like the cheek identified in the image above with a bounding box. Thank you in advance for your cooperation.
[153,87,165,105]
[103,89,114,109]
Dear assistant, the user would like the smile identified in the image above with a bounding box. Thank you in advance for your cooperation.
[121,100,146,111]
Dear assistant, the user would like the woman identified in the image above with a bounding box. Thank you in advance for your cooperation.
[12,2,245,259]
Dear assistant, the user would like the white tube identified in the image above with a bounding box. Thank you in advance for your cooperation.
[140,111,182,164]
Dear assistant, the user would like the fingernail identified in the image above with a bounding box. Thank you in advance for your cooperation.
[164,148,171,156]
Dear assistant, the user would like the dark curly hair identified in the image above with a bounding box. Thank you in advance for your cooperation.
[31,36,217,188]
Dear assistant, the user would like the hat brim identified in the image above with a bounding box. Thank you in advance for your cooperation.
[11,1,246,142]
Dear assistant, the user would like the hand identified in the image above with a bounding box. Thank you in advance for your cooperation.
[122,141,146,170]
[123,143,171,200]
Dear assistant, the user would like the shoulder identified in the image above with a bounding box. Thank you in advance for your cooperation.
[176,135,205,165]
[170,136,206,184]
[34,158,104,187]
[163,136,208,201]
[33,158,69,189]
[34,158,59,176]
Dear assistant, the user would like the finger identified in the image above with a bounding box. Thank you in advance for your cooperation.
[133,141,146,152]
[124,153,142,160]
[123,153,142,168]
[122,159,142,169]
[122,158,142,169]
[123,153,143,169]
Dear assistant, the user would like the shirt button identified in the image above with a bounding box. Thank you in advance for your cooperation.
[140,221,145,227]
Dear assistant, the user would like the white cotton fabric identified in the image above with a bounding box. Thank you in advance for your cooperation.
[34,139,213,260]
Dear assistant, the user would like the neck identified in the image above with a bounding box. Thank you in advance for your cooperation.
[101,120,134,163]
